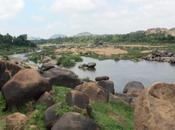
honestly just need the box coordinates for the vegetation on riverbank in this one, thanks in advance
[0,86,134,130]
[57,54,82,67]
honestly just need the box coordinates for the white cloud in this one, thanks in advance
[0,0,24,20]
[51,0,106,12]
[49,0,175,35]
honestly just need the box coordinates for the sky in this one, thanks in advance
[0,0,175,38]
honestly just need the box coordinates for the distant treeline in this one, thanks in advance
[0,34,36,47]
[36,31,175,44]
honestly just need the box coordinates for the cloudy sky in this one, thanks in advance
[0,0,175,38]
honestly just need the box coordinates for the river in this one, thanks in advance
[70,57,175,93]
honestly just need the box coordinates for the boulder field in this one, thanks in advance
[1,60,175,130]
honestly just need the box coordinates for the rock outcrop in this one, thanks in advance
[2,69,52,110]
[135,83,175,130]
[51,112,99,130]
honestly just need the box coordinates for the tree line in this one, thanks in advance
[37,31,175,44]
[0,34,36,47]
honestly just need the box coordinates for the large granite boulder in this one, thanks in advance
[41,67,81,88]
[75,82,109,102]
[2,69,52,110]
[0,60,22,89]
[51,112,99,130]
[135,83,175,130]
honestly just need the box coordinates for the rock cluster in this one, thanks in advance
[79,62,96,70]
[144,49,175,64]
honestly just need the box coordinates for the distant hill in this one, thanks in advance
[35,27,175,44]
[27,36,42,41]
[145,28,175,36]
[75,32,93,37]
[49,34,67,39]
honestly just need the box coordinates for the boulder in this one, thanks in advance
[41,67,81,88]
[95,76,109,81]
[2,69,52,110]
[40,63,55,71]
[44,103,60,129]
[6,112,28,130]
[66,90,89,109]
[75,82,109,102]
[0,60,22,89]
[123,81,144,97]
[135,83,175,130]
[37,91,55,107]
[51,112,100,130]
[87,62,96,68]
[97,80,115,94]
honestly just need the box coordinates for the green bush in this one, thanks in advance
[57,54,82,67]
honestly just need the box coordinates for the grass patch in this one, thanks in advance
[91,100,134,130]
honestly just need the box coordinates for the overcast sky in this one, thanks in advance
[0,0,175,38]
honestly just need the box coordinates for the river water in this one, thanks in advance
[70,57,175,93]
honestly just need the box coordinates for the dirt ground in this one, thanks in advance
[55,47,128,56]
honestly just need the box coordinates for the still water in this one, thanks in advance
[70,57,175,93]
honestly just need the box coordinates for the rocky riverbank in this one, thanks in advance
[144,49,175,64]
[0,59,175,130]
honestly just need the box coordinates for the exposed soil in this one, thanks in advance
[55,47,128,57]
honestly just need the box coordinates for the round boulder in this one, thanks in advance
[6,112,28,130]
[123,81,144,97]
[2,69,52,110]
[66,90,89,109]
[51,112,99,130]
[75,82,109,102]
